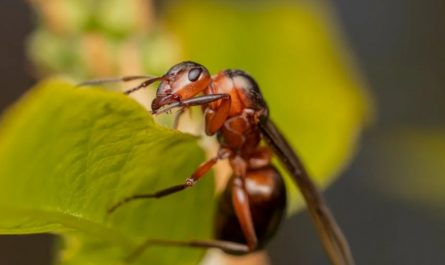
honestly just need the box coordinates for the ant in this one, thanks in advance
[81,61,355,265]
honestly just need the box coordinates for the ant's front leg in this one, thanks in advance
[152,94,230,115]
[108,148,231,214]
[173,107,186,129]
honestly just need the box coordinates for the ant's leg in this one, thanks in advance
[77,75,156,87]
[153,94,230,115]
[204,95,231,135]
[108,148,231,213]
[126,238,249,263]
[107,184,190,213]
[173,108,186,129]
[108,158,217,213]
[231,177,258,251]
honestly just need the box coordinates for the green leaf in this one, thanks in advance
[0,79,215,265]
[166,0,371,213]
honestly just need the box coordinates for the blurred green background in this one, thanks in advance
[0,0,444,265]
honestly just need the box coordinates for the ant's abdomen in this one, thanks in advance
[215,165,287,253]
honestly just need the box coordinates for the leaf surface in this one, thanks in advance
[0,79,215,265]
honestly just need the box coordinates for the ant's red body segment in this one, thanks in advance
[86,61,354,265]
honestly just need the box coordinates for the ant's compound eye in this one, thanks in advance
[188,67,202,82]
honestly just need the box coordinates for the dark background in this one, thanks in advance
[0,0,444,264]
[0,3,53,265]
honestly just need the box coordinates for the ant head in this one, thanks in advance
[151,61,211,113]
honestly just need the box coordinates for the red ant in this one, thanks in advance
[81,61,355,265]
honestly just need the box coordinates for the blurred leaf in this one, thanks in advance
[0,79,214,265]
[29,0,89,35]
[166,0,371,213]
[95,0,153,37]
[370,130,445,210]
[27,0,174,80]
[27,29,86,78]
[29,0,152,36]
